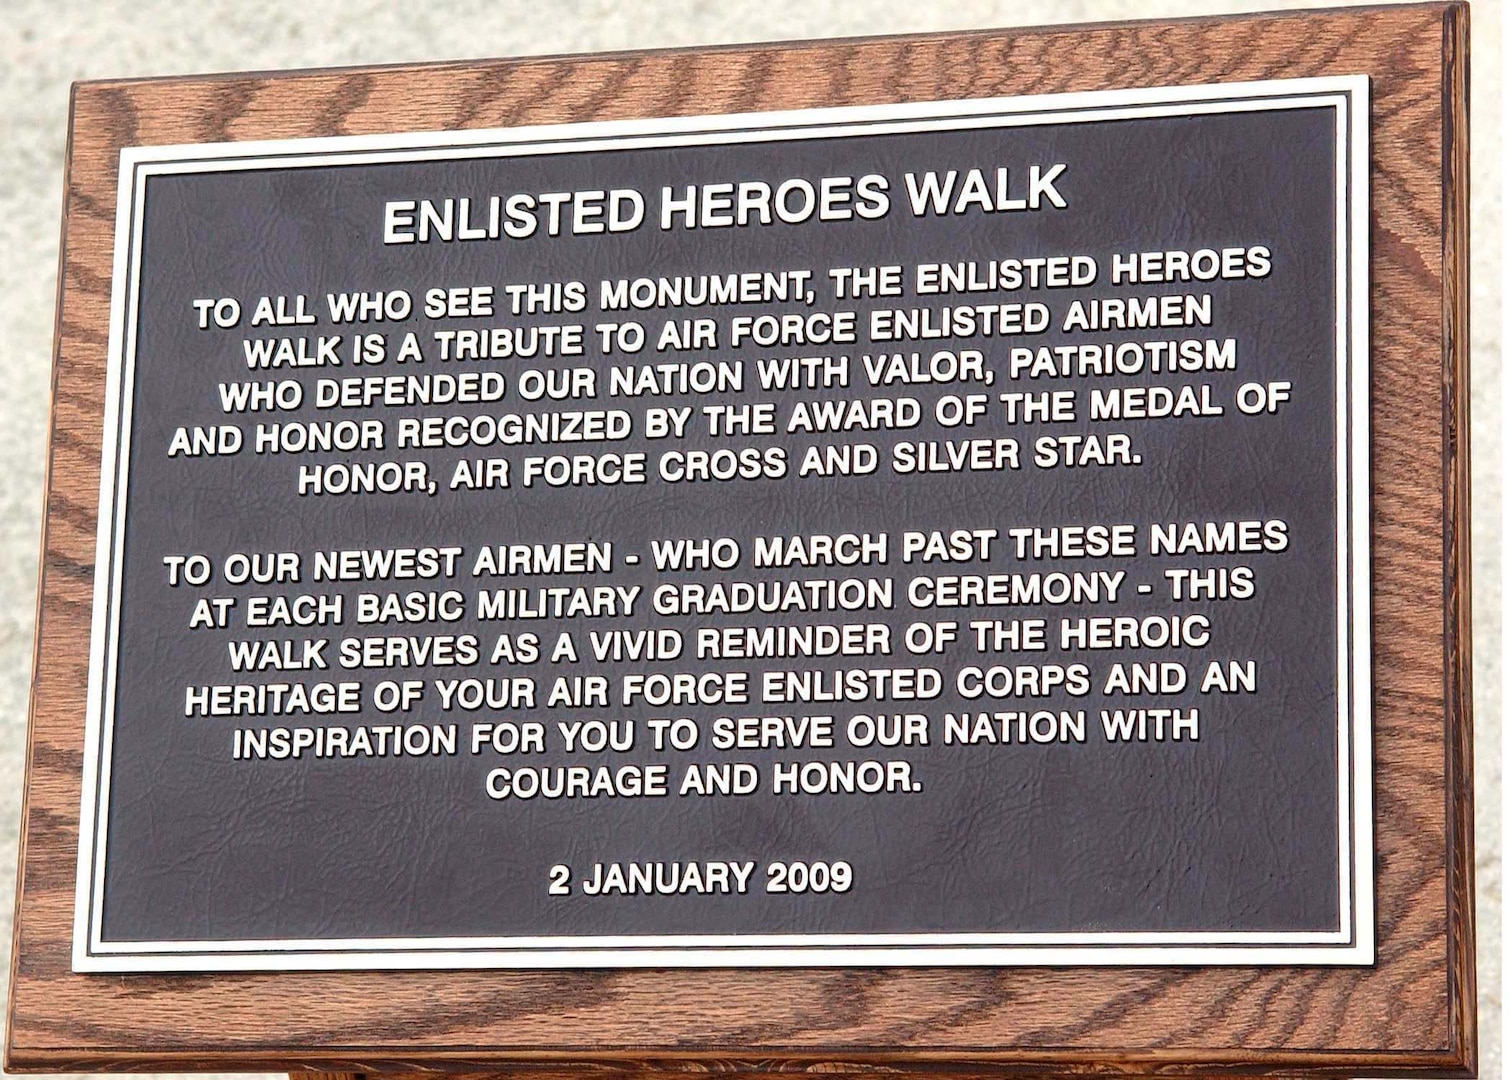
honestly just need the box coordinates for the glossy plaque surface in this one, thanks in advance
[75,78,1371,972]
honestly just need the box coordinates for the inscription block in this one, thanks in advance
[76,81,1371,972]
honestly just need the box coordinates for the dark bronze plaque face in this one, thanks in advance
[74,78,1370,972]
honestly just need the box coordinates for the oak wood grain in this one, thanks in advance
[6,3,1473,1075]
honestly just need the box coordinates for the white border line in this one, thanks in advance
[73,75,1372,973]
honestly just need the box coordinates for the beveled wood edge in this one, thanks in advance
[3,4,1475,1076]
[7,1047,1482,1077]
[57,1,1453,97]
[1438,1,1475,1075]
[5,78,83,1075]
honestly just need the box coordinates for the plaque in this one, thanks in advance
[9,4,1473,1076]
[74,79,1371,972]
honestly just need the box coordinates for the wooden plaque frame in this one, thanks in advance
[7,2,1472,1075]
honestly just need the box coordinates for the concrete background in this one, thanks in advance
[0,1,1499,1077]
